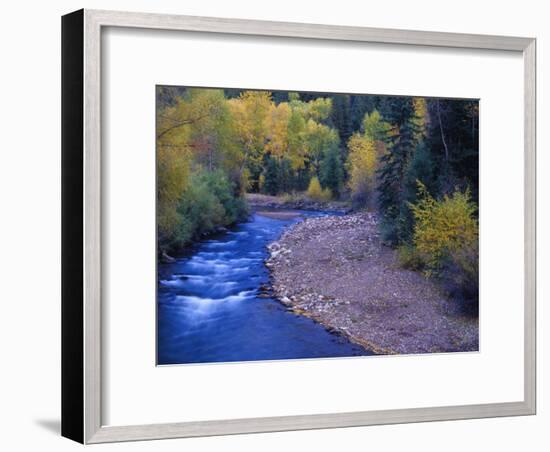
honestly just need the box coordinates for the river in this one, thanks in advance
[157,211,371,365]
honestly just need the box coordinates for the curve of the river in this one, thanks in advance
[157,211,371,364]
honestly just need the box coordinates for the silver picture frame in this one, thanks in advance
[61,8,536,444]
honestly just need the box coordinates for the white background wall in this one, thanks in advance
[0,0,546,450]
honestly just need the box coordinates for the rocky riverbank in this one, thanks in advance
[266,212,479,355]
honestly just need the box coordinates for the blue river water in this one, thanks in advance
[157,211,371,365]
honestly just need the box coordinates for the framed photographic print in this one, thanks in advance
[62,9,536,444]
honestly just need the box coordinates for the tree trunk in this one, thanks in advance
[436,100,449,162]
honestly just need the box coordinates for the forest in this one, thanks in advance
[157,86,479,304]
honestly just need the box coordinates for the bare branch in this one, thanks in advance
[156,112,210,140]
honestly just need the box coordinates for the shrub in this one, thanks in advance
[397,244,424,271]
[409,181,478,276]
[321,188,333,202]
[440,240,479,307]
[306,176,332,202]
[407,181,479,306]
[164,169,248,251]
[280,191,303,204]
[176,176,224,243]
[306,176,322,198]
[200,169,249,224]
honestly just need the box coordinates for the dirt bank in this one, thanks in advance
[255,210,305,220]
[246,193,350,213]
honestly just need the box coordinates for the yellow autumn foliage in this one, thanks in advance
[306,176,332,202]
[265,102,291,159]
[347,133,377,200]
[410,181,478,274]
[227,91,272,175]
[412,97,428,139]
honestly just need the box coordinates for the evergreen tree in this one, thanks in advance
[399,142,437,243]
[350,95,375,133]
[271,90,289,104]
[330,95,352,143]
[377,97,421,245]
[262,155,279,195]
[425,99,479,202]
[320,146,343,197]
[156,86,188,108]
[279,158,292,193]
[156,85,479,268]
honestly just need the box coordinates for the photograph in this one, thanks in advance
[1,0,541,448]
[156,86,479,365]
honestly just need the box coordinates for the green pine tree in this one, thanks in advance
[262,156,280,195]
[320,146,343,197]
[377,97,421,245]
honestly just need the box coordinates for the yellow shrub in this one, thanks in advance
[306,176,322,198]
[410,181,478,275]
[306,176,332,202]
[320,188,332,202]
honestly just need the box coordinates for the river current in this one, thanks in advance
[157,211,370,364]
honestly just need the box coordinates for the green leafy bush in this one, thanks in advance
[163,169,248,251]
[200,169,248,225]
